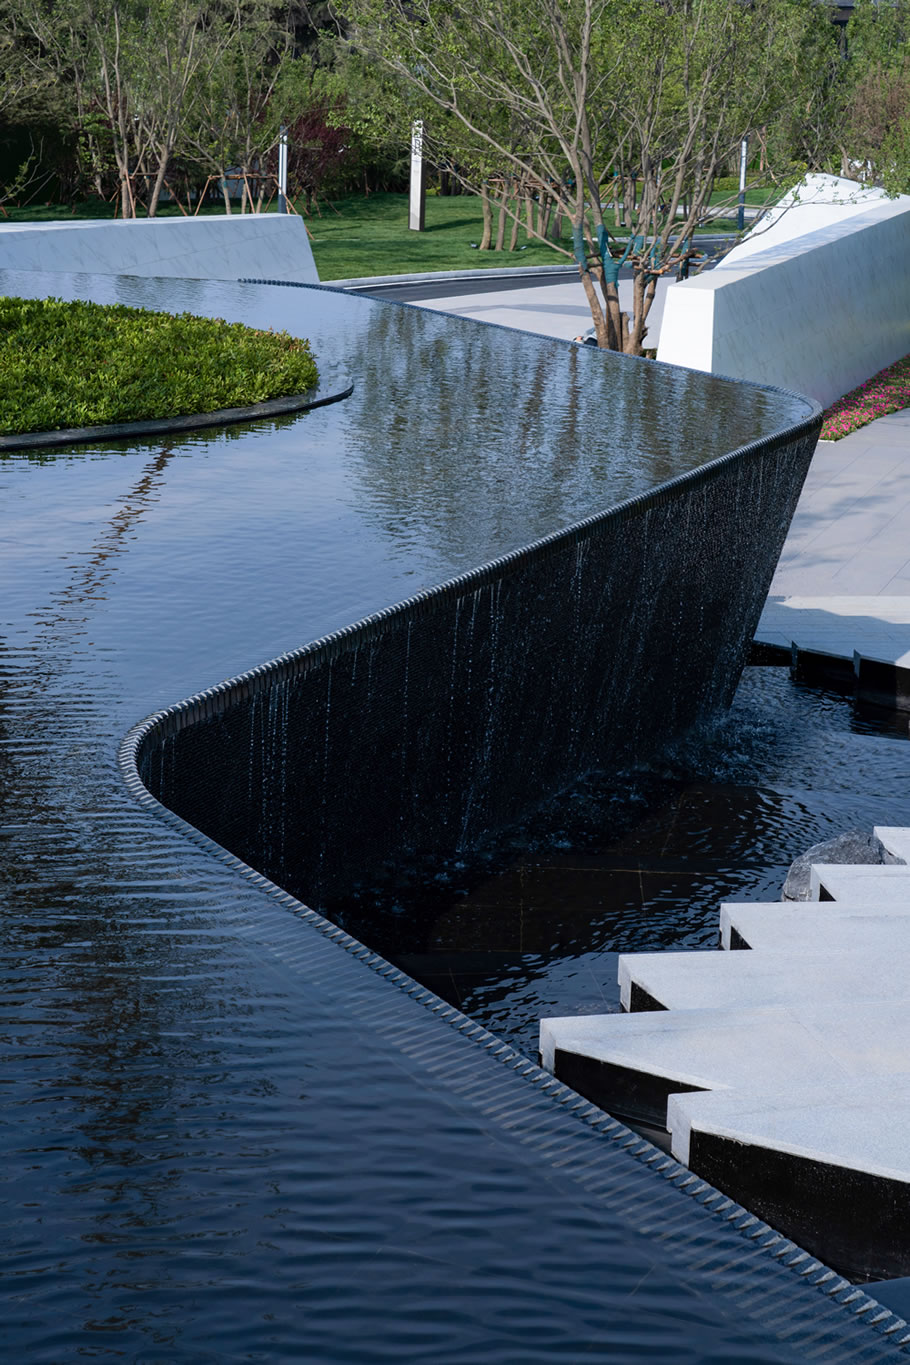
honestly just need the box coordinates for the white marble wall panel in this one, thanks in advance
[716,173,909,270]
[658,197,910,406]
[0,214,319,284]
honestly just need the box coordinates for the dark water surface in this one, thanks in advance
[0,272,900,1362]
[330,668,910,1059]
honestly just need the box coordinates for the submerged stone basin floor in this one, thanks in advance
[1,270,905,1361]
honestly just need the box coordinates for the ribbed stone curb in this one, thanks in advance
[0,371,353,452]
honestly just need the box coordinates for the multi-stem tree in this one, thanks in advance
[17,0,243,217]
[339,0,837,352]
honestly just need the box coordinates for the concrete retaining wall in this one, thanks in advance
[657,198,910,406]
[0,213,318,284]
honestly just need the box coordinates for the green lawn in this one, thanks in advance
[2,189,742,280]
[305,192,748,279]
[305,191,577,279]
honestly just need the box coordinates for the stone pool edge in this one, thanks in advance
[0,371,353,451]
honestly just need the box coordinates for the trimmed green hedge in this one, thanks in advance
[0,296,318,435]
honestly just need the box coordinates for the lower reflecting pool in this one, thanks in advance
[327,667,910,1059]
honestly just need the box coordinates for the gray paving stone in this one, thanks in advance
[618,946,910,1011]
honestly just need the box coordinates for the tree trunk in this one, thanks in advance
[579,266,609,347]
[508,196,520,250]
[147,144,172,218]
[495,181,508,250]
[524,193,533,241]
[625,270,657,355]
[480,183,492,249]
[596,270,625,351]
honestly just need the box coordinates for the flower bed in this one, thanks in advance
[821,355,910,440]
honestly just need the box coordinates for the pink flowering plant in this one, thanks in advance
[821,356,910,440]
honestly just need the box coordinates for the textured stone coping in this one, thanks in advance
[0,371,352,451]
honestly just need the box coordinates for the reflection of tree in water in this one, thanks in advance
[37,445,175,651]
[0,436,231,1259]
[341,303,791,570]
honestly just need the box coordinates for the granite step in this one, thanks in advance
[720,901,910,950]
[667,1080,910,1281]
[541,998,910,1129]
[618,945,910,1012]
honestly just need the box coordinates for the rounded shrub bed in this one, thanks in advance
[0,295,318,435]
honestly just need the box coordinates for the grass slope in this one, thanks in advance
[305,191,575,278]
[305,191,758,280]
[0,296,318,435]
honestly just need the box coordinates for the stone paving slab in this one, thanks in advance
[720,901,910,950]
[543,999,910,1115]
[764,412,910,599]
[877,827,910,861]
[618,946,910,1012]
[668,1079,910,1181]
[810,864,910,902]
[756,596,910,662]
[666,1082,910,1281]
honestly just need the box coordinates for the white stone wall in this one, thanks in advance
[657,194,910,407]
[715,172,907,270]
[0,213,319,285]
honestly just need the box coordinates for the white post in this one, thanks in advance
[737,136,748,232]
[278,125,288,214]
[409,120,426,232]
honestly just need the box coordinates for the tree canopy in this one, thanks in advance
[340,0,840,350]
[842,0,910,196]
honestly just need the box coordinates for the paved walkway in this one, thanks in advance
[413,272,673,345]
[757,413,910,667]
[771,412,910,598]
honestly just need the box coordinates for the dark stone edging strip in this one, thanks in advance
[0,372,353,452]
